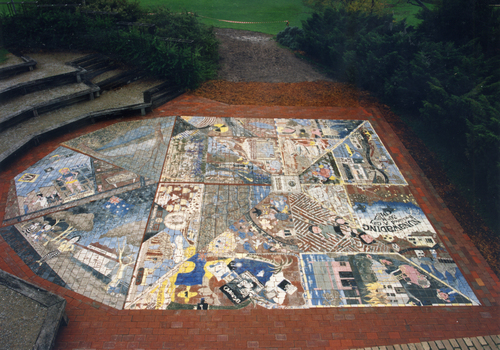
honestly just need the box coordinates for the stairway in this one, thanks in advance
[0,51,184,167]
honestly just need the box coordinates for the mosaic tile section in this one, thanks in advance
[63,117,175,181]
[1,185,156,309]
[4,146,142,222]
[332,122,406,185]
[300,253,478,306]
[1,116,479,310]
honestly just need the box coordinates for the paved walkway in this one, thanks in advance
[0,94,499,349]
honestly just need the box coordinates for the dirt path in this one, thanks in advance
[215,28,331,83]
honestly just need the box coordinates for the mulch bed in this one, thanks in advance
[192,80,500,277]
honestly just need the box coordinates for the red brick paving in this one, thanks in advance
[1,94,499,349]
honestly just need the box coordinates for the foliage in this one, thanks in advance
[304,0,386,15]
[0,5,218,88]
[85,0,142,21]
[416,0,500,58]
[0,48,8,64]
[276,26,303,50]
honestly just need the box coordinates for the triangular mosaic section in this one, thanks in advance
[7,146,142,222]
[2,184,157,309]
[298,151,343,185]
[279,138,337,176]
[300,253,478,307]
[63,117,175,181]
[332,121,406,185]
[161,129,207,183]
[315,119,365,144]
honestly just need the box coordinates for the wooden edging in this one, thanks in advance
[0,102,153,168]
[0,269,68,350]
[0,81,100,132]
[0,55,37,80]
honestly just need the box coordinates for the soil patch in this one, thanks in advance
[215,28,331,83]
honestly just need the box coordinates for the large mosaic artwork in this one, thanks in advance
[0,116,479,310]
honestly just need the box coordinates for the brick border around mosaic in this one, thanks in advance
[1,95,500,349]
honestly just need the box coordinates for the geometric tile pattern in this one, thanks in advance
[0,116,479,310]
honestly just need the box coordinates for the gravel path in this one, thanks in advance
[215,28,331,83]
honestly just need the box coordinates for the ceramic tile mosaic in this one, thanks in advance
[0,116,480,310]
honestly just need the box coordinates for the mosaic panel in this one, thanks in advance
[332,121,406,185]
[1,116,479,310]
[63,117,175,182]
[4,147,142,222]
[1,184,156,309]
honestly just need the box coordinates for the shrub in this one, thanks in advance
[291,5,500,229]
[1,5,218,88]
[276,26,303,51]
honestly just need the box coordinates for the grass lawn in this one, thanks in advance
[140,0,313,34]
[136,0,430,34]
[385,0,433,27]
[0,0,430,35]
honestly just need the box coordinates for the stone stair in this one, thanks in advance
[0,51,184,167]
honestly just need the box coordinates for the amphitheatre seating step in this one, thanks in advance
[0,269,68,350]
[143,80,185,108]
[66,53,120,81]
[0,54,37,79]
[0,51,185,169]
[0,78,164,167]
[0,52,86,92]
[0,81,100,132]
[0,68,86,102]
[95,68,146,91]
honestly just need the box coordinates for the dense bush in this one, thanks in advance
[85,0,142,21]
[277,4,500,230]
[276,26,303,50]
[1,4,219,88]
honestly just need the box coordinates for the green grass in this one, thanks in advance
[139,0,313,35]
[384,0,434,27]
[0,0,430,35]
[135,0,431,34]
